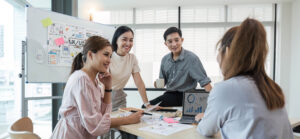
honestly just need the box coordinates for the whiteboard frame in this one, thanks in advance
[26,7,115,83]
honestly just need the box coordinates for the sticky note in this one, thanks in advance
[41,17,53,27]
[163,118,179,123]
[54,37,65,46]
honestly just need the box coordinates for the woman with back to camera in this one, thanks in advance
[51,36,142,139]
[195,18,293,138]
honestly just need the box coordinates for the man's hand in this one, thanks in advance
[146,104,162,110]
[204,83,212,92]
[153,81,157,88]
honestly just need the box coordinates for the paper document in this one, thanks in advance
[139,121,193,136]
[145,101,162,112]
[141,113,162,124]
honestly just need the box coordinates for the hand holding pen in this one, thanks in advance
[127,110,143,124]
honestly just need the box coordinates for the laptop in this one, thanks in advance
[179,90,209,124]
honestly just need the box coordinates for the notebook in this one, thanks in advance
[179,90,209,124]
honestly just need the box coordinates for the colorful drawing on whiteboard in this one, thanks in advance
[48,49,59,64]
[47,22,101,66]
[86,29,101,38]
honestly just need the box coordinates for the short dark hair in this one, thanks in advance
[163,27,182,41]
[111,26,134,52]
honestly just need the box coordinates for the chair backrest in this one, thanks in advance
[8,117,41,139]
[291,119,300,139]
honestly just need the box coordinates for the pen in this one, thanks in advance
[130,110,152,115]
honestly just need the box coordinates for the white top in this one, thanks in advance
[110,52,140,90]
[197,76,293,139]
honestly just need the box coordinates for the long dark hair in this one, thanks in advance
[221,18,285,110]
[111,26,134,52]
[70,36,111,74]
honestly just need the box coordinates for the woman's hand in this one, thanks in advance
[126,110,143,124]
[98,72,112,90]
[195,113,204,122]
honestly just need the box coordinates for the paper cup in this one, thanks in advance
[156,79,165,88]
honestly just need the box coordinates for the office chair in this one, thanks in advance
[8,117,41,139]
[292,120,300,139]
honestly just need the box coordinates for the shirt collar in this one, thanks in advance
[169,48,185,62]
[113,51,127,60]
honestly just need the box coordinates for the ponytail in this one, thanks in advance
[222,18,285,110]
[70,52,84,74]
[70,36,111,75]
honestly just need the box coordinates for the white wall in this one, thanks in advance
[288,0,300,118]
[278,0,300,118]
[277,2,292,115]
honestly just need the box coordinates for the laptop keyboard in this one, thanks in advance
[179,116,197,124]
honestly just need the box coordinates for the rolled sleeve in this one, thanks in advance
[159,61,166,80]
[189,57,211,87]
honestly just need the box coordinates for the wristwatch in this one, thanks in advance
[143,102,150,107]
[104,89,112,92]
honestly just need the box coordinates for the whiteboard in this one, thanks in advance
[26,7,115,83]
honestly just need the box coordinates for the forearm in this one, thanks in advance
[111,117,131,128]
[103,92,111,104]
[133,73,149,103]
[137,83,149,103]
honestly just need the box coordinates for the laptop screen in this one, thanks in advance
[183,90,208,116]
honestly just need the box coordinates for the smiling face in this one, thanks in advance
[164,32,183,56]
[116,31,134,56]
[91,46,112,73]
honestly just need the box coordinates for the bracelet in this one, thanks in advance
[143,102,150,107]
[104,89,112,92]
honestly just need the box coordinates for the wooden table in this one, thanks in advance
[112,108,300,139]
[111,110,221,139]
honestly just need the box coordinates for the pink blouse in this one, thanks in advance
[51,70,112,139]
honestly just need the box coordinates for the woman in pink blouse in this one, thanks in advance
[51,36,143,139]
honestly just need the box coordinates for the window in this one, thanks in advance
[93,4,275,89]
[0,26,3,57]
[0,0,52,138]
[180,5,274,85]
[0,0,21,135]
[136,8,178,24]
[227,4,273,22]
[93,10,133,24]
[181,6,225,23]
[181,27,225,83]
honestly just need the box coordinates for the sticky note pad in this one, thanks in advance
[41,17,53,27]
[163,118,179,123]
[55,37,65,46]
